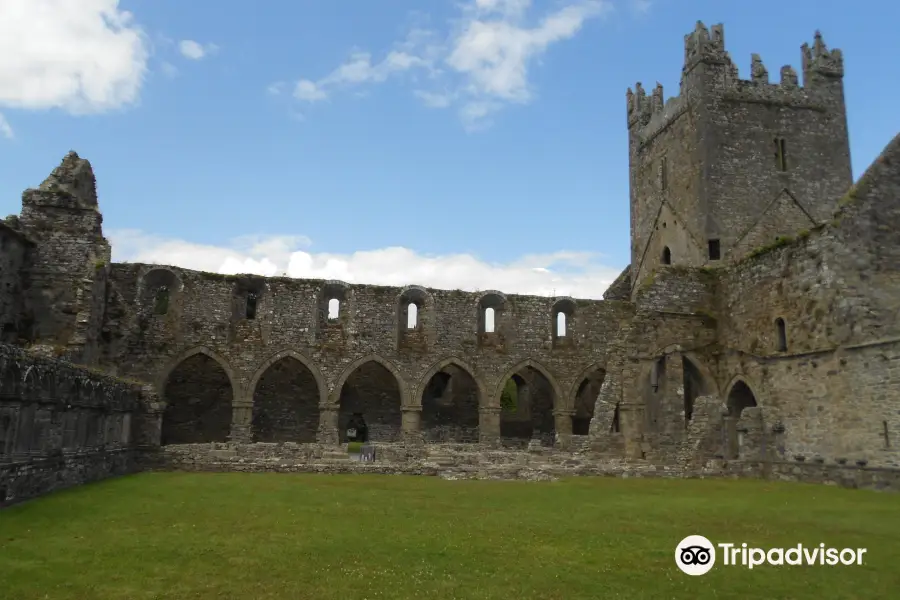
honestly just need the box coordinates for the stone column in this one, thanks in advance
[317,405,340,445]
[479,406,501,447]
[229,400,253,444]
[619,401,645,459]
[553,409,575,450]
[401,406,423,445]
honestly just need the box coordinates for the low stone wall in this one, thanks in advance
[149,442,900,492]
[0,449,140,507]
[0,342,157,508]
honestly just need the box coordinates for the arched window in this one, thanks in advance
[661,246,672,265]
[328,298,340,321]
[556,312,567,337]
[407,303,418,329]
[775,318,787,351]
[485,307,495,333]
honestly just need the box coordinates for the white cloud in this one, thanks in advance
[160,62,179,78]
[178,39,219,60]
[631,0,652,14]
[294,79,327,101]
[275,0,611,129]
[0,113,13,139]
[0,0,148,114]
[108,230,620,299]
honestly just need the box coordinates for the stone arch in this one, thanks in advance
[158,346,238,445]
[568,363,607,435]
[157,346,239,403]
[492,358,563,410]
[247,349,327,444]
[724,377,760,417]
[662,246,672,264]
[418,357,484,443]
[333,354,408,443]
[140,268,182,316]
[248,349,327,408]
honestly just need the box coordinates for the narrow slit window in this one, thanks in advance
[407,303,418,329]
[246,293,258,320]
[775,137,787,171]
[775,318,787,352]
[485,307,495,333]
[708,239,721,261]
[661,157,668,191]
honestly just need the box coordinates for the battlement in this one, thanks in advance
[626,23,845,143]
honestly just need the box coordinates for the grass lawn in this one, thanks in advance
[1,473,899,600]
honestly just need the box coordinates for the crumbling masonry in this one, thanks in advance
[2,22,899,505]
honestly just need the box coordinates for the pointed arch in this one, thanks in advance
[330,354,410,407]
[248,349,327,407]
[567,362,608,409]
[417,356,486,409]
[724,376,761,416]
[157,346,239,406]
[491,358,563,410]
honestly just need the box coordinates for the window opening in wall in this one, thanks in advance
[650,358,664,393]
[661,157,668,191]
[556,312,567,337]
[775,318,787,352]
[884,421,890,448]
[708,239,721,261]
[774,137,787,171]
[407,303,418,329]
[154,286,169,315]
[661,246,672,265]
[485,307,495,333]
[246,293,258,320]
[328,298,340,321]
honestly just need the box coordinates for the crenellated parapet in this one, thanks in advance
[627,23,846,148]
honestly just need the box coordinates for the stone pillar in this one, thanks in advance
[229,400,253,444]
[553,409,575,449]
[401,406,423,445]
[316,405,339,445]
[619,401,645,459]
[479,406,501,447]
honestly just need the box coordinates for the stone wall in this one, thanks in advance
[149,442,900,493]
[100,263,633,446]
[0,220,32,344]
[0,342,153,507]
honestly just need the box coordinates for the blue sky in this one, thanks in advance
[0,0,897,299]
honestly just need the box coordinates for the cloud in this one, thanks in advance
[178,39,219,60]
[0,113,13,139]
[108,230,620,299]
[290,49,433,103]
[0,0,148,114]
[275,0,611,129]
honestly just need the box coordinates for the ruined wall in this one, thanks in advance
[100,264,633,445]
[0,342,153,507]
[0,221,32,344]
[711,132,900,468]
[14,152,111,362]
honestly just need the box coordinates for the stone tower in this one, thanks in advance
[16,151,111,363]
[626,22,852,298]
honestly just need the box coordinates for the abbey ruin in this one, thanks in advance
[1,23,899,505]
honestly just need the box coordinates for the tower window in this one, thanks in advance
[661,246,672,265]
[775,318,787,352]
[154,286,169,315]
[774,137,787,171]
[708,239,721,261]
[246,293,258,320]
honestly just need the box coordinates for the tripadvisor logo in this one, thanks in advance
[675,535,867,575]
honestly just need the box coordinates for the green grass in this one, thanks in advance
[1,473,899,600]
[347,441,364,453]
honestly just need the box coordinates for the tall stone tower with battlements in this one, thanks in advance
[626,22,852,299]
